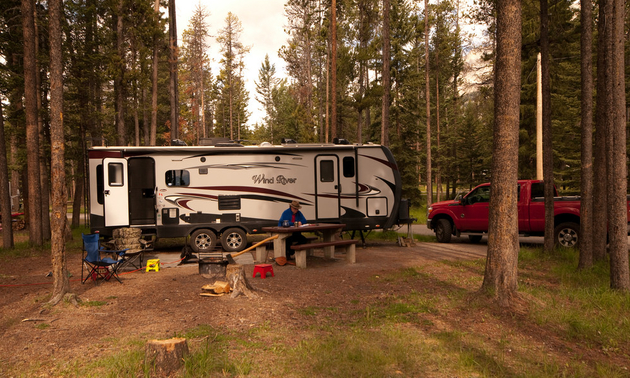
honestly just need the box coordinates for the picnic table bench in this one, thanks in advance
[290,239,359,268]
[254,236,318,263]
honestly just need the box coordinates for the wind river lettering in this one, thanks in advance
[252,174,297,185]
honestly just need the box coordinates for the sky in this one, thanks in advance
[176,0,288,126]
[174,1,488,127]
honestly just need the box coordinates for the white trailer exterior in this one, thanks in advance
[88,142,403,252]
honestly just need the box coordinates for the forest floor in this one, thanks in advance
[1,235,628,377]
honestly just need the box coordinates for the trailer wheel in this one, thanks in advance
[554,222,579,248]
[190,229,217,253]
[435,219,452,243]
[221,228,247,252]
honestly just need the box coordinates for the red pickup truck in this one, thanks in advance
[427,179,629,247]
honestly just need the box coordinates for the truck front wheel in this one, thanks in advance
[554,222,579,248]
[435,219,452,243]
[468,235,483,243]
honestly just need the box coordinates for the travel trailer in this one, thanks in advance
[88,141,405,252]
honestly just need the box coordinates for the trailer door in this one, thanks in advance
[315,156,340,219]
[128,157,156,225]
[103,158,129,227]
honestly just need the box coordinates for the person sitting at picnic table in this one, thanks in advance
[278,200,308,260]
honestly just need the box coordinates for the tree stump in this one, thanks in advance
[145,338,189,377]
[226,264,258,298]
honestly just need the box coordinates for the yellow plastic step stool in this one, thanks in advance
[146,259,160,272]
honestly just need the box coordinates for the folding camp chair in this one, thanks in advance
[117,248,143,271]
[109,229,155,271]
[81,233,127,284]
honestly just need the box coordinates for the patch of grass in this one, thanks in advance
[519,247,630,356]
[34,323,50,330]
[298,306,320,316]
[409,205,427,224]
[365,229,399,241]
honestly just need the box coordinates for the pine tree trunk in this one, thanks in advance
[34,18,51,242]
[169,0,178,141]
[331,0,338,140]
[608,0,629,291]
[49,0,70,305]
[115,0,125,146]
[0,103,14,248]
[150,0,159,146]
[592,0,611,262]
[425,0,432,206]
[22,0,43,246]
[481,0,522,307]
[541,0,555,253]
[71,158,83,229]
[578,0,594,269]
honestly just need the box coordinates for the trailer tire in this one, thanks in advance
[190,229,217,252]
[554,222,579,248]
[435,219,452,243]
[221,228,247,252]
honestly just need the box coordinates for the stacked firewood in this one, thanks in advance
[112,227,143,252]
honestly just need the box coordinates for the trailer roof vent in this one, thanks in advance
[333,137,350,145]
[281,138,297,144]
[171,139,187,146]
[199,137,244,147]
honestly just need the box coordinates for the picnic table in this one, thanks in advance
[261,223,358,268]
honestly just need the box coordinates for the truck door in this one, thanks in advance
[315,155,340,220]
[103,157,129,227]
[459,186,490,231]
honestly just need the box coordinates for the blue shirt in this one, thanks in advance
[278,208,307,227]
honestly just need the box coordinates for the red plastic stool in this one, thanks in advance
[252,264,274,279]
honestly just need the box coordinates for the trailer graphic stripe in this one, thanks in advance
[166,192,311,211]
[187,162,304,170]
[190,186,308,201]
[359,154,398,170]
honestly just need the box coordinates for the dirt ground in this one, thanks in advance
[0,238,626,376]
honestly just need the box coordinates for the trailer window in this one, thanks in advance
[165,170,190,187]
[320,160,334,182]
[342,157,355,177]
[108,163,124,186]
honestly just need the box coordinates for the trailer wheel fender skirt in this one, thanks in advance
[221,227,247,253]
[190,228,217,252]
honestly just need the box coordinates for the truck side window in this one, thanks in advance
[343,157,355,177]
[468,187,490,204]
[165,170,190,187]
[531,182,544,199]
[320,160,334,182]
